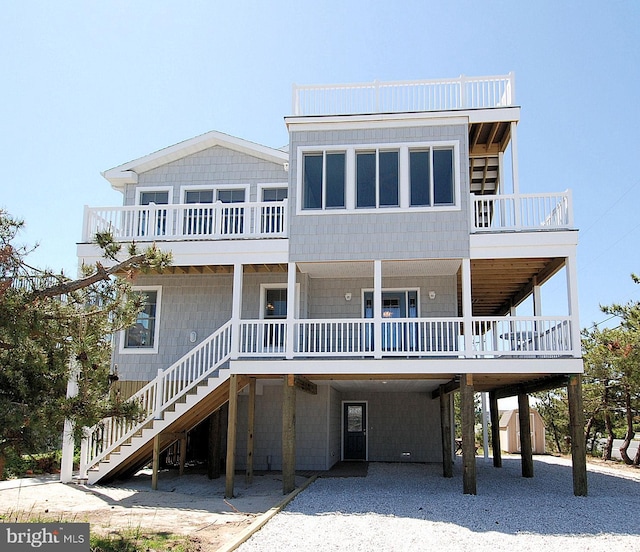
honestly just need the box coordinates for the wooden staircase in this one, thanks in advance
[80,321,234,484]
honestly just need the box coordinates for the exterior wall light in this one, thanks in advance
[429,291,436,300]
[344,292,352,301]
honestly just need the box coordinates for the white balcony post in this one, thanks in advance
[374,260,383,359]
[286,262,296,360]
[533,277,542,350]
[230,263,243,360]
[154,368,164,420]
[565,256,581,356]
[566,189,574,227]
[461,259,473,357]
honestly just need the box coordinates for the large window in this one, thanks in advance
[303,152,345,209]
[356,150,399,208]
[410,148,455,207]
[122,288,161,353]
[298,142,457,213]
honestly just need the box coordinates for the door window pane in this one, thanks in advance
[410,151,431,206]
[185,190,213,204]
[303,154,323,209]
[217,189,245,203]
[265,288,287,318]
[263,188,288,201]
[347,405,363,432]
[434,149,454,205]
[356,152,376,208]
[139,191,169,205]
[379,151,399,207]
[326,152,345,208]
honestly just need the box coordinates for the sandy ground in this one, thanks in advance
[1,457,638,551]
[0,468,308,551]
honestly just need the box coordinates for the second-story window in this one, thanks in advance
[410,147,455,207]
[303,152,345,209]
[356,150,399,208]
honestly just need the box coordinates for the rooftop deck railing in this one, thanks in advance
[82,200,288,242]
[292,73,515,116]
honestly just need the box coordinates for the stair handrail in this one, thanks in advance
[80,320,233,474]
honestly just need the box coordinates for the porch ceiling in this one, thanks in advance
[460,257,566,317]
[248,373,572,396]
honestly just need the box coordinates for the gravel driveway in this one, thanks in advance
[238,456,640,551]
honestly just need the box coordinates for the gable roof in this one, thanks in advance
[102,130,289,191]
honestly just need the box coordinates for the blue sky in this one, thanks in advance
[1,0,639,329]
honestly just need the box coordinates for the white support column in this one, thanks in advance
[231,263,243,360]
[461,259,473,357]
[374,260,383,359]
[565,256,581,357]
[497,152,505,195]
[510,121,521,228]
[533,277,542,350]
[510,121,519,195]
[60,361,79,483]
[286,262,296,360]
[481,392,489,462]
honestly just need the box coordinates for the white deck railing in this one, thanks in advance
[471,191,573,232]
[80,321,232,476]
[471,316,573,356]
[82,200,288,242]
[238,316,575,358]
[292,73,515,116]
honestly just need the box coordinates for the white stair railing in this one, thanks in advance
[80,321,233,475]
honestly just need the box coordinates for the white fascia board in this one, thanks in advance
[77,239,288,268]
[286,114,469,133]
[470,230,579,259]
[285,107,520,132]
[230,357,583,375]
[102,130,289,191]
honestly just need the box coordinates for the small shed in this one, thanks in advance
[499,409,546,454]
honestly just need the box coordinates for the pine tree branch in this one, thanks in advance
[28,254,147,300]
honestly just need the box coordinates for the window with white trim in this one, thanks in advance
[262,187,288,201]
[298,141,458,213]
[356,149,399,208]
[121,287,161,353]
[303,152,346,209]
[410,147,455,206]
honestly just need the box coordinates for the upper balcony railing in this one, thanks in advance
[292,73,515,117]
[471,191,574,233]
[82,200,288,242]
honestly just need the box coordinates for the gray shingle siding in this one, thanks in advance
[288,124,470,261]
[122,146,287,205]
